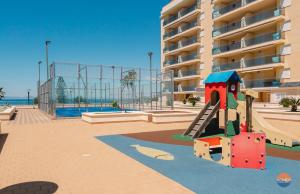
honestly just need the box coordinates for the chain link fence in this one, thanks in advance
[38,62,174,117]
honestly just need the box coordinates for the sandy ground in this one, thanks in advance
[0,109,193,194]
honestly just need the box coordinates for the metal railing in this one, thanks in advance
[213,55,282,72]
[212,41,241,55]
[174,86,197,92]
[213,32,281,55]
[212,62,241,72]
[213,9,281,37]
[244,32,281,47]
[181,36,198,47]
[242,79,280,88]
[164,44,179,53]
[164,29,178,39]
[180,52,199,63]
[174,69,200,78]
[164,20,198,40]
[164,36,198,53]
[163,3,198,26]
[213,0,257,19]
[164,52,199,67]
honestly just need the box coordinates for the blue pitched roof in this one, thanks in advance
[204,71,241,84]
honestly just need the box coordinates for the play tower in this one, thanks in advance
[183,71,267,169]
[183,71,300,169]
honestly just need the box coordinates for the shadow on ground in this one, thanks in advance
[0,181,58,194]
[0,133,8,154]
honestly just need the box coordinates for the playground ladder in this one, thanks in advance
[183,101,220,138]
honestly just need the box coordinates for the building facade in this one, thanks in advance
[161,0,300,103]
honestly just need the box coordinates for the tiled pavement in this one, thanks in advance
[0,108,193,194]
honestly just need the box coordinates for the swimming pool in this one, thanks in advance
[55,107,125,117]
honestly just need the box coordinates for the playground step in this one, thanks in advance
[183,101,220,139]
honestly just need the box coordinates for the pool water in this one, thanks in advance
[56,107,124,117]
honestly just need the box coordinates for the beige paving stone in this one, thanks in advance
[0,109,193,194]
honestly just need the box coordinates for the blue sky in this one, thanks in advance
[0,0,168,97]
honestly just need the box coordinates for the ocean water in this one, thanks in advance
[0,99,34,106]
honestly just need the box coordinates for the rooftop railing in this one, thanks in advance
[213,0,257,19]
[213,9,281,37]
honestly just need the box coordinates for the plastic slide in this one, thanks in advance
[237,101,300,147]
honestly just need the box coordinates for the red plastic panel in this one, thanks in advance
[205,83,227,109]
[197,137,221,147]
[231,132,266,170]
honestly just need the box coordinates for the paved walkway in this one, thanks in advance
[0,108,193,194]
[5,108,52,125]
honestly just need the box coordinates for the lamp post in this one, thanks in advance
[38,61,42,108]
[27,89,31,105]
[148,52,153,110]
[112,66,115,101]
[45,41,51,79]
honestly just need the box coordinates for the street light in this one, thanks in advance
[27,89,31,105]
[37,61,42,108]
[112,66,115,100]
[148,52,153,110]
[45,40,51,79]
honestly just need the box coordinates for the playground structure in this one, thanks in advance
[183,71,300,170]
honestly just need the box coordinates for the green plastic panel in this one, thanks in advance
[226,121,236,136]
[228,92,238,109]
[237,92,246,101]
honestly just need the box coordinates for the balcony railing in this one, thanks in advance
[181,36,198,47]
[213,55,282,72]
[164,44,179,53]
[164,20,198,40]
[180,52,199,63]
[174,69,200,78]
[164,36,198,53]
[164,53,199,67]
[164,29,178,39]
[212,41,241,55]
[244,32,281,47]
[213,0,257,19]
[213,9,282,37]
[212,32,282,55]
[242,79,280,88]
[174,86,198,92]
[163,3,198,26]
[213,61,241,72]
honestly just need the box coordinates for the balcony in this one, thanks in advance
[242,79,280,88]
[212,32,282,55]
[213,0,257,19]
[164,36,198,54]
[174,69,200,79]
[163,4,198,26]
[164,52,200,68]
[213,9,282,37]
[213,55,282,72]
[164,20,198,40]
[174,85,198,92]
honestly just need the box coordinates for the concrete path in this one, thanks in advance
[0,109,193,194]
